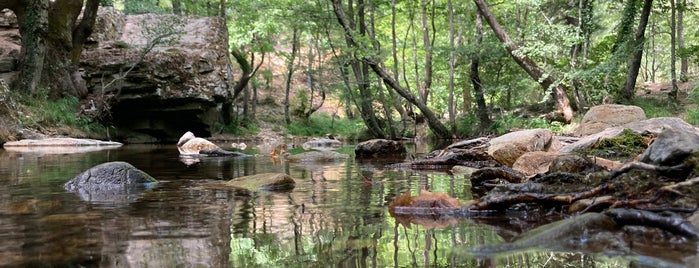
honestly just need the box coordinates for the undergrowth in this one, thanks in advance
[287,113,365,140]
[18,93,105,135]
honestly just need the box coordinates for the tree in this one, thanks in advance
[621,0,653,102]
[472,0,574,123]
[331,0,452,139]
[471,9,491,131]
[3,0,99,98]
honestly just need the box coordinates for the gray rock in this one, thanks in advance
[355,139,406,159]
[302,138,342,151]
[640,127,699,166]
[64,161,157,203]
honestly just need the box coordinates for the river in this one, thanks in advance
[0,143,669,267]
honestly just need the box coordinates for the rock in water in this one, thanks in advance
[64,161,157,204]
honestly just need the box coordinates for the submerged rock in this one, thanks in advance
[64,161,157,203]
[287,150,349,163]
[220,173,296,191]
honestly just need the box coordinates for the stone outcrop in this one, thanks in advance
[355,139,406,159]
[80,8,234,143]
[487,128,561,167]
[575,104,646,136]
[640,127,699,167]
[64,161,158,203]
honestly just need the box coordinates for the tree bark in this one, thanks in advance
[8,0,48,96]
[473,0,574,123]
[472,10,491,131]
[447,0,456,133]
[669,0,679,102]
[678,0,687,81]
[284,28,299,125]
[419,0,432,104]
[621,0,653,102]
[331,0,451,139]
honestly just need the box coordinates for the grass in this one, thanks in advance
[287,113,366,140]
[18,94,105,135]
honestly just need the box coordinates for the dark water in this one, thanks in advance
[0,144,691,267]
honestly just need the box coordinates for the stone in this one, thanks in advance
[575,104,646,137]
[355,139,406,159]
[80,7,234,142]
[221,173,296,191]
[177,131,248,156]
[561,117,698,154]
[548,154,606,173]
[640,127,699,167]
[512,151,563,177]
[302,138,342,151]
[286,150,349,163]
[64,161,157,203]
[3,138,122,154]
[487,129,561,167]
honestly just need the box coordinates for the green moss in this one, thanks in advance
[588,128,646,160]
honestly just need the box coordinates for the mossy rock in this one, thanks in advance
[221,173,296,191]
[586,128,647,161]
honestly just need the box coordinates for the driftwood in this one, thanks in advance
[605,208,699,240]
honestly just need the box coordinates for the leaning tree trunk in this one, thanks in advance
[473,0,574,123]
[331,0,451,139]
[621,0,653,102]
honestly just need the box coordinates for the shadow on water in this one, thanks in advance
[0,143,695,267]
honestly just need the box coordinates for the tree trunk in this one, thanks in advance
[621,0,653,102]
[473,0,574,123]
[419,0,432,104]
[669,0,679,102]
[9,0,98,98]
[390,0,409,134]
[331,0,451,139]
[172,0,181,15]
[447,0,456,133]
[472,10,491,131]
[678,0,687,81]
[284,28,299,125]
[8,0,48,96]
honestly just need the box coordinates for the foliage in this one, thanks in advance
[17,93,105,135]
[632,96,678,118]
[214,118,259,137]
[488,112,567,136]
[287,113,366,140]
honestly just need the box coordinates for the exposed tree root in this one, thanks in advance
[605,208,699,240]
[470,183,614,210]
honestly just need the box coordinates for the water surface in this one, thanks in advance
[0,144,686,267]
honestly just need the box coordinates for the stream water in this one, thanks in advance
[0,143,688,267]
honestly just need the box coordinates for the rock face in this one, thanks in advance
[575,104,646,136]
[487,129,561,167]
[355,139,406,159]
[80,8,234,143]
[64,161,157,203]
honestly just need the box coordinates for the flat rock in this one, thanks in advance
[220,173,295,191]
[287,150,349,163]
[3,138,122,154]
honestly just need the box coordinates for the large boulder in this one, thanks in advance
[487,129,561,167]
[177,131,247,156]
[575,104,646,137]
[80,8,234,143]
[64,161,157,203]
[355,139,406,159]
